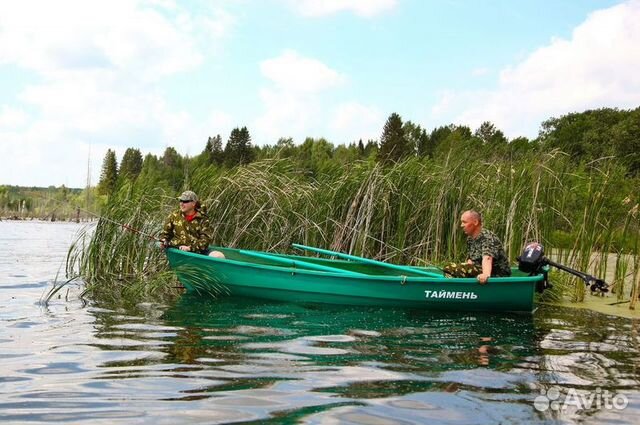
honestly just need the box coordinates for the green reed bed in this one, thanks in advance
[65,183,179,300]
[68,152,639,308]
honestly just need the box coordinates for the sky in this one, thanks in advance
[1,0,639,188]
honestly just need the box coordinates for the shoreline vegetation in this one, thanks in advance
[15,107,640,314]
[0,185,100,222]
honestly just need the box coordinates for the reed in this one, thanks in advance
[66,182,179,300]
[68,151,640,305]
[627,203,640,309]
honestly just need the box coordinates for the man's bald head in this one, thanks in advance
[462,210,482,225]
[461,210,483,237]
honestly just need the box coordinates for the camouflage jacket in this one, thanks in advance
[467,229,511,277]
[159,210,211,253]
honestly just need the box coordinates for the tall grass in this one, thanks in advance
[66,182,179,300]
[68,150,640,305]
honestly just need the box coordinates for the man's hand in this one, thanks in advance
[179,245,191,252]
[477,273,489,284]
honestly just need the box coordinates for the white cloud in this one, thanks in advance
[287,0,397,18]
[431,0,640,138]
[254,50,346,142]
[259,50,345,93]
[0,106,29,128]
[200,8,236,39]
[0,0,233,187]
[206,110,234,138]
[0,0,204,80]
[330,102,384,142]
[254,88,318,143]
[471,67,490,77]
[0,121,94,188]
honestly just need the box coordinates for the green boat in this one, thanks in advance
[165,244,546,313]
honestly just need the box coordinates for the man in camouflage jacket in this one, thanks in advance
[159,190,212,254]
[443,210,511,283]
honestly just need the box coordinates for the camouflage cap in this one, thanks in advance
[178,190,198,202]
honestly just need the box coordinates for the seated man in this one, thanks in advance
[160,190,225,258]
[443,210,510,283]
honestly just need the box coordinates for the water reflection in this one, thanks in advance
[75,293,639,424]
[162,294,540,372]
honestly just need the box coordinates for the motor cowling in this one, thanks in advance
[517,242,548,274]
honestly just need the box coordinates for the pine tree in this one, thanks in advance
[160,147,184,190]
[416,129,432,158]
[224,126,254,166]
[139,153,161,183]
[98,149,118,196]
[119,148,143,180]
[377,113,411,164]
[203,135,224,165]
[161,147,181,168]
[357,139,365,157]
[238,126,254,165]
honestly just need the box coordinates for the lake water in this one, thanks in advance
[1,221,638,424]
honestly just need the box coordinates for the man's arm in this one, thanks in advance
[477,255,493,284]
[159,215,174,247]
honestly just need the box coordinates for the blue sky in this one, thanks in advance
[0,0,638,187]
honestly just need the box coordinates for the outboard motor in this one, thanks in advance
[517,242,609,294]
[517,242,552,293]
[518,242,546,274]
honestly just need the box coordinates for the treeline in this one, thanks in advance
[95,116,532,195]
[540,107,640,175]
[0,185,95,221]
[96,107,640,196]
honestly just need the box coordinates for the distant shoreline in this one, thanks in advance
[0,215,96,223]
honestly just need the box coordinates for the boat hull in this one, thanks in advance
[166,247,543,312]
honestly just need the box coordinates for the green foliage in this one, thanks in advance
[224,127,254,167]
[611,108,640,176]
[63,108,640,302]
[66,181,178,299]
[378,112,412,164]
[402,120,432,158]
[333,143,360,165]
[119,148,143,181]
[429,125,452,155]
[508,136,536,160]
[475,121,507,145]
[98,149,118,196]
[0,185,98,220]
[160,147,184,191]
[433,125,475,158]
[540,107,640,176]
[274,137,296,159]
[364,139,378,158]
[201,135,224,166]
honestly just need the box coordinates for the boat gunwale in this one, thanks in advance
[167,247,545,285]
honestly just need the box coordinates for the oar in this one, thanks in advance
[292,243,442,278]
[238,250,366,276]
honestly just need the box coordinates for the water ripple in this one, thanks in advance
[1,221,639,424]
